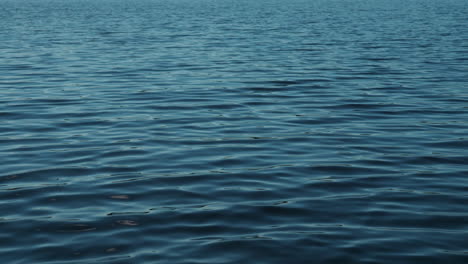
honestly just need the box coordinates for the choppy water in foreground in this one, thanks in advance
[1,0,468,263]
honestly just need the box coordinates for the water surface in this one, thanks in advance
[1,0,468,263]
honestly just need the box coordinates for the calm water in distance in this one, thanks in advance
[1,0,468,263]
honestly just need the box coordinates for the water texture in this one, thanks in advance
[1,0,468,263]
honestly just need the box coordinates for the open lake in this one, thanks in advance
[1,0,468,263]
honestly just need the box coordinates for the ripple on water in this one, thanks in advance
[1,0,468,263]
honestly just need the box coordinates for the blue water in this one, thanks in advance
[1,0,468,263]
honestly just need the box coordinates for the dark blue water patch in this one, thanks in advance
[1,0,468,263]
